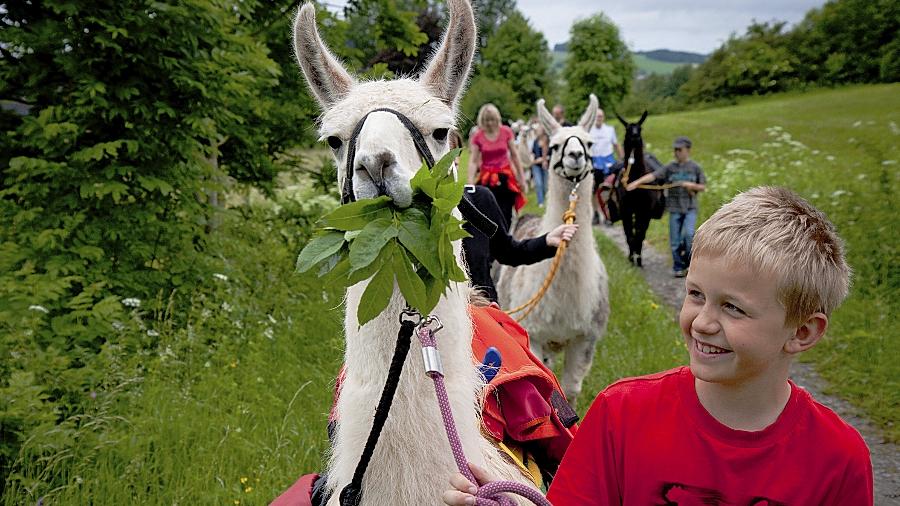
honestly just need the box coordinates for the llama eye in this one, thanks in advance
[432,128,449,141]
[327,136,343,150]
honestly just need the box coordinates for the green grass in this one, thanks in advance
[631,84,899,440]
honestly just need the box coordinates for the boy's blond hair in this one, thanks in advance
[692,186,851,326]
[476,103,501,130]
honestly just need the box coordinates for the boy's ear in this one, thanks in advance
[784,312,828,354]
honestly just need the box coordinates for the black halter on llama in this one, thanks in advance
[609,111,665,267]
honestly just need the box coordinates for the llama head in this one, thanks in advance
[616,110,648,155]
[292,0,476,207]
[536,95,598,182]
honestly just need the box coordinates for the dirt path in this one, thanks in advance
[597,222,900,505]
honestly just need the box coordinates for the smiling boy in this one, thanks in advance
[444,187,873,506]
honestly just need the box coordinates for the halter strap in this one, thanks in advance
[549,135,592,185]
[339,108,499,237]
[342,108,436,204]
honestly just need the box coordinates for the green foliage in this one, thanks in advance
[297,150,468,323]
[618,64,696,116]
[562,14,634,115]
[340,0,431,73]
[460,75,524,135]
[790,0,899,85]
[472,0,517,55]
[680,22,800,103]
[480,11,552,116]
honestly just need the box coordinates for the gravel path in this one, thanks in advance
[596,222,900,505]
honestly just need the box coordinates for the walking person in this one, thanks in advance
[589,108,624,224]
[467,104,528,228]
[530,124,550,207]
[627,136,705,277]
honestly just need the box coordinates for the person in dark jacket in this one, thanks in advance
[461,185,577,303]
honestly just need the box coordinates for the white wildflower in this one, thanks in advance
[28,305,49,313]
[857,174,867,180]
[221,301,233,312]
[264,327,274,340]
[831,190,848,198]
[890,121,899,135]
[112,321,125,331]
[852,120,862,127]
[204,361,212,368]
[810,192,820,199]
[201,308,212,319]
[147,329,160,337]
[267,314,277,324]
[122,298,141,308]
[826,155,836,162]
[213,273,229,282]
[812,150,820,155]
[882,160,897,166]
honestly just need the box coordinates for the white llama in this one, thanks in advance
[496,96,610,406]
[292,1,536,504]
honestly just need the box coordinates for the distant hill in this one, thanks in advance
[550,46,707,76]
[634,49,706,64]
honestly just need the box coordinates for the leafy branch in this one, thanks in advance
[296,149,468,325]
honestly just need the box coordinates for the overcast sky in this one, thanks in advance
[516,0,826,54]
[324,0,828,55]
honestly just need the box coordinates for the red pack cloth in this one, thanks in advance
[270,473,317,506]
[470,305,578,465]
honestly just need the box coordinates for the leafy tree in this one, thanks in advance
[790,0,899,84]
[341,0,431,75]
[472,0,517,55]
[562,13,634,116]
[679,22,800,103]
[480,11,552,116]
[0,0,283,485]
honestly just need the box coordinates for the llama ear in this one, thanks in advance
[616,113,628,127]
[638,110,648,125]
[293,3,355,108]
[536,99,561,136]
[419,0,477,109]
[577,94,599,131]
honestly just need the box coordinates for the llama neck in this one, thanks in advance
[543,172,595,245]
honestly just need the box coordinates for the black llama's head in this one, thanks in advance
[616,110,648,155]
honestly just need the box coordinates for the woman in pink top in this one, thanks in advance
[467,104,527,227]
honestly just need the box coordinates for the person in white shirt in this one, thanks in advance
[589,108,624,224]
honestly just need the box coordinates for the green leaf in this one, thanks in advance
[348,218,398,272]
[296,231,346,273]
[319,196,392,231]
[410,165,438,198]
[357,253,396,326]
[422,272,444,313]
[393,248,427,313]
[432,148,462,179]
[347,243,394,286]
[397,208,442,278]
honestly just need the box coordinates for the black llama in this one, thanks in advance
[610,111,665,267]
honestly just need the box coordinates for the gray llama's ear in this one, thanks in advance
[577,94,599,131]
[419,0,477,109]
[293,3,355,108]
[536,99,561,136]
[639,110,648,125]
[616,113,628,127]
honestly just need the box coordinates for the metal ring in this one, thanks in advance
[400,307,421,325]
[422,315,444,333]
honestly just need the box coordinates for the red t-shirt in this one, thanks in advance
[547,367,873,506]
[471,125,514,170]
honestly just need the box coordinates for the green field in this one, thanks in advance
[4,85,897,504]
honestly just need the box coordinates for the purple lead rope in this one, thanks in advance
[416,324,553,506]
